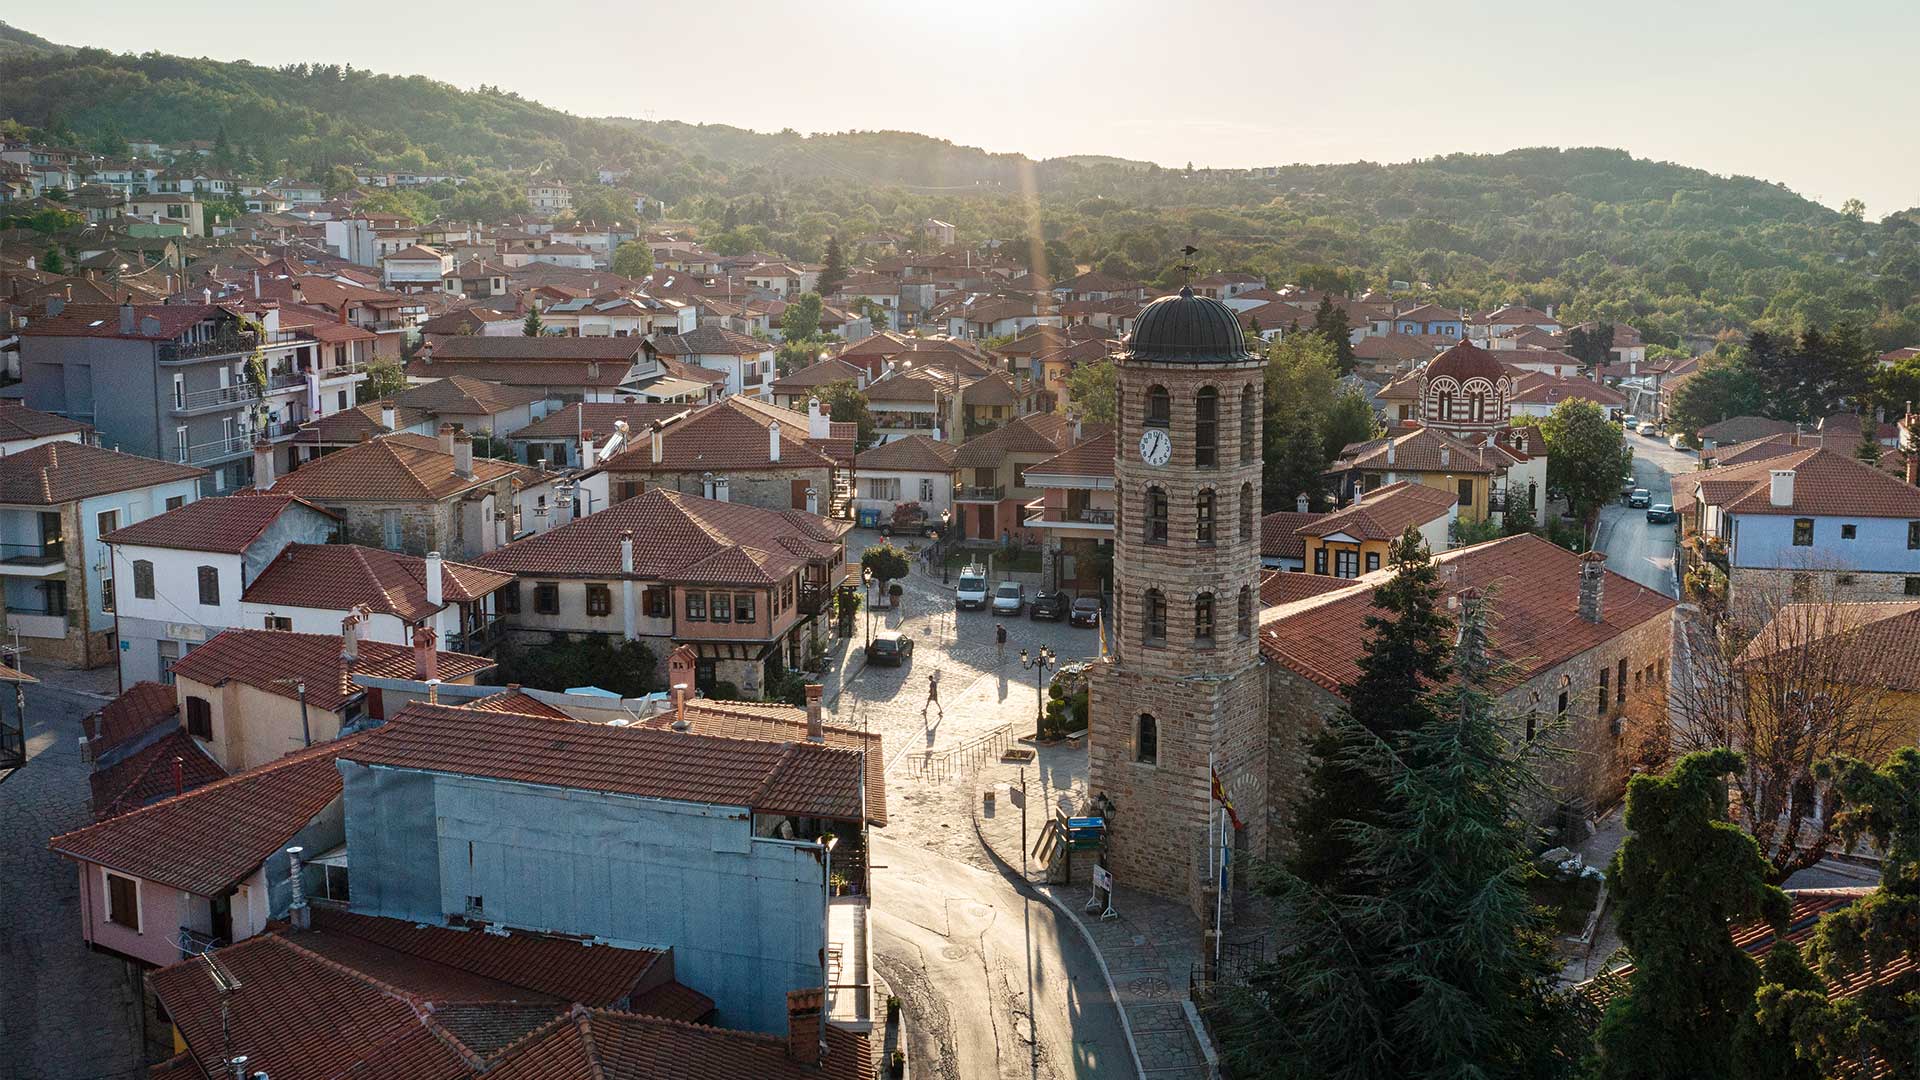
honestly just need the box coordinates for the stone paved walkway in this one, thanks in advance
[972,749,1216,1080]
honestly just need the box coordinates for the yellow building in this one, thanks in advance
[1296,480,1458,577]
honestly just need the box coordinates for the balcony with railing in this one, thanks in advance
[158,331,257,364]
[173,384,255,414]
[450,615,508,655]
[0,542,67,576]
[954,484,1005,503]
[798,580,828,616]
[176,435,251,465]
[1023,500,1116,531]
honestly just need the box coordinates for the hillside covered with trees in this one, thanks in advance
[8,24,1920,349]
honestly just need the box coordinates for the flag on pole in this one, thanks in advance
[1210,766,1243,832]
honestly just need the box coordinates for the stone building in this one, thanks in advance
[1087,292,1676,919]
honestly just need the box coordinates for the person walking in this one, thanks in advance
[923,667,943,720]
[995,622,1008,663]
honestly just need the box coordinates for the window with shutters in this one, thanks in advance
[196,566,219,606]
[685,591,706,621]
[734,593,756,623]
[585,585,612,617]
[132,560,155,601]
[185,696,212,739]
[645,588,669,618]
[709,591,732,623]
[497,583,520,614]
[533,582,559,614]
[105,872,140,931]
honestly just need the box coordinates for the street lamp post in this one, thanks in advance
[1018,644,1055,737]
[940,508,952,583]
[862,566,874,649]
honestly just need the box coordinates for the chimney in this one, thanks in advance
[1296,492,1309,513]
[582,429,597,465]
[1385,439,1396,466]
[804,684,824,741]
[453,430,474,479]
[621,530,635,574]
[118,301,135,335]
[413,624,438,681]
[785,987,825,1067]
[1769,469,1795,508]
[650,421,664,464]
[1577,550,1607,623]
[252,440,275,491]
[438,422,455,456]
[1439,446,1450,467]
[285,846,310,930]
[380,403,396,432]
[425,551,443,607]
[807,397,831,439]
[769,420,781,463]
[252,270,261,297]
[340,611,361,664]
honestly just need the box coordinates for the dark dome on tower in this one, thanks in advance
[1120,286,1254,363]
[1423,339,1508,383]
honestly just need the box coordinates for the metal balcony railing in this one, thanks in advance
[1025,505,1114,526]
[158,332,257,363]
[176,436,251,465]
[174,385,254,413]
[954,484,1005,502]
[0,543,64,566]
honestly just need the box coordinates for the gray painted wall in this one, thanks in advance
[340,762,826,1033]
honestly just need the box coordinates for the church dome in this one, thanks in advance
[1121,287,1254,363]
[1424,339,1508,384]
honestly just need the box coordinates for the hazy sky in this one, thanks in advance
[20,0,1920,215]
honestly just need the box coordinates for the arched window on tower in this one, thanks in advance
[1240,482,1254,541]
[1194,592,1215,644]
[1237,586,1252,638]
[1240,385,1257,463]
[1136,713,1158,765]
[1470,390,1486,422]
[1143,589,1167,644]
[1147,486,1169,543]
[1196,489,1216,545]
[1195,387,1218,467]
[1146,385,1170,428]
[1437,389,1454,420]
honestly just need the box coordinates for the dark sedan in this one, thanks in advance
[866,631,914,666]
[1646,503,1677,524]
[1030,590,1070,621]
[1069,596,1102,627]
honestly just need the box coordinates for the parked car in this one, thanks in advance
[955,566,989,609]
[1636,421,1659,436]
[1621,414,1638,427]
[1030,590,1070,621]
[1669,433,1691,450]
[866,631,914,666]
[1620,476,1638,499]
[991,581,1025,615]
[1627,488,1651,508]
[1069,596,1102,627]
[879,507,944,538]
[1646,503,1677,524]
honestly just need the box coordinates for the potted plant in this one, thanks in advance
[889,1048,906,1078]
[886,994,901,1022]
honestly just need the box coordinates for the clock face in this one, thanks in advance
[1138,427,1172,467]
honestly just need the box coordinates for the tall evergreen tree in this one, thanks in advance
[522,306,543,336]
[1595,749,1792,1080]
[1288,527,1453,889]
[1312,295,1356,374]
[818,235,847,295]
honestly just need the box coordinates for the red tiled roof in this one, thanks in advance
[101,492,336,554]
[423,336,646,362]
[1296,481,1456,542]
[1333,426,1511,475]
[1260,510,1323,561]
[1735,600,1920,692]
[601,397,834,472]
[169,628,493,712]
[952,413,1074,468]
[397,376,545,418]
[463,689,575,720]
[1423,339,1508,383]
[405,358,635,389]
[1508,372,1627,408]
[854,434,957,473]
[1024,431,1114,481]
[268,433,525,503]
[242,544,512,621]
[651,326,769,357]
[481,1007,874,1080]
[511,402,692,442]
[81,680,178,755]
[1259,568,1353,607]
[50,736,364,895]
[89,729,227,820]
[344,702,877,824]
[18,302,219,340]
[0,441,204,505]
[1681,447,1920,518]
[1260,534,1675,693]
[0,402,90,440]
[635,698,887,826]
[475,488,845,585]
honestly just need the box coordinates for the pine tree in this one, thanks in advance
[1595,749,1792,1080]
[1312,295,1356,374]
[818,235,847,295]
[523,307,544,336]
[1856,424,1882,464]
[1288,526,1453,889]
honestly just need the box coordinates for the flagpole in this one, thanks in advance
[1205,752,1215,902]
[1215,803,1226,966]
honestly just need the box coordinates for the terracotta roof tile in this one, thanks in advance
[1260,534,1675,693]
[771,358,867,393]
[345,702,876,824]
[1736,600,1920,692]
[952,413,1074,468]
[512,402,692,442]
[635,699,886,826]
[242,544,512,622]
[1682,447,1920,518]
[0,441,204,504]
[290,401,432,445]
[50,735,364,895]
[1259,568,1353,607]
[481,1007,874,1080]
[462,689,575,720]
[268,433,524,503]
[602,397,834,472]
[1333,425,1511,475]
[89,729,227,820]
[0,403,90,440]
[81,681,179,754]
[101,492,336,553]
[853,434,957,473]
[423,336,646,362]
[1260,510,1323,561]
[397,376,545,418]
[474,488,846,585]
[168,628,493,713]
[1025,431,1114,480]
[18,302,220,340]
[1297,481,1456,542]
[651,326,769,357]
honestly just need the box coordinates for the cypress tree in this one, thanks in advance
[1595,749,1792,1080]
[819,235,846,295]
[1288,526,1453,889]
[523,307,543,337]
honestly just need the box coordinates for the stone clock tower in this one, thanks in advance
[1089,287,1269,914]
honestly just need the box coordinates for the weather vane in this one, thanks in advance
[1178,244,1200,286]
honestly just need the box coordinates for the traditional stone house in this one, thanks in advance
[1295,480,1456,578]
[950,413,1076,542]
[599,397,840,514]
[851,435,956,526]
[1020,430,1116,592]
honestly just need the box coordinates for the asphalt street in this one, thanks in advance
[1593,427,1698,598]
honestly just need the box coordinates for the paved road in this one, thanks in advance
[1594,429,1698,598]
[839,531,1131,1078]
[0,678,148,1080]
